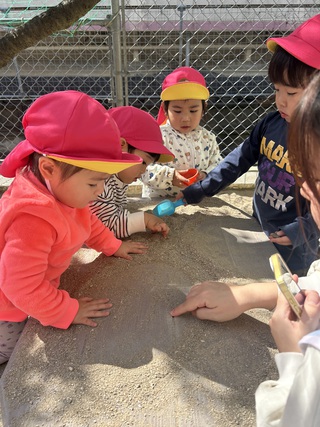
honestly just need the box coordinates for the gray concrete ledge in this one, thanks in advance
[0,166,258,196]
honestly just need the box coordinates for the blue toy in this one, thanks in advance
[153,198,185,217]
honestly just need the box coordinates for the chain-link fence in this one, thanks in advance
[0,1,318,160]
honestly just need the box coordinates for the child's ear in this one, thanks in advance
[120,137,129,152]
[38,156,57,180]
[203,101,208,115]
[162,102,168,116]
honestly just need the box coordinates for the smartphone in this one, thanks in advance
[269,253,303,318]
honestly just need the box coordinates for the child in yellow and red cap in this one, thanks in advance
[90,106,174,238]
[141,66,223,198]
[0,90,148,364]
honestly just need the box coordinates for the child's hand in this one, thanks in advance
[113,240,148,260]
[72,297,112,327]
[170,281,247,322]
[198,171,207,181]
[144,212,170,237]
[172,170,190,188]
[175,192,184,200]
[270,290,320,353]
[269,230,292,246]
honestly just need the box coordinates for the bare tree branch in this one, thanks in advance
[0,0,102,68]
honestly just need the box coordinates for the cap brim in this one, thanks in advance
[161,82,209,101]
[47,153,142,174]
[158,153,175,163]
[0,139,142,177]
[266,36,320,69]
[129,138,175,164]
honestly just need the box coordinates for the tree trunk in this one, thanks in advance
[0,0,102,69]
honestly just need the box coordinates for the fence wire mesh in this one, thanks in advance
[0,1,318,159]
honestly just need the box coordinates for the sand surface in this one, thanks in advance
[0,189,278,427]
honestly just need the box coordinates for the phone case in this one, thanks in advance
[269,253,302,318]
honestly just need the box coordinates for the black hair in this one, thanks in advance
[127,144,160,163]
[29,152,82,185]
[268,46,318,88]
[162,99,207,115]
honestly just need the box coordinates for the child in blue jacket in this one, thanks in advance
[180,15,320,275]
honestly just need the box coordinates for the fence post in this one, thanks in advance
[111,0,124,106]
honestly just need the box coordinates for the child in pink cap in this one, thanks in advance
[0,90,148,364]
[90,106,174,238]
[171,16,320,319]
[176,14,320,276]
[141,66,223,198]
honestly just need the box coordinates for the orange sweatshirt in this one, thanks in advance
[0,169,122,329]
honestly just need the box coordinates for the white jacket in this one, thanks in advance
[255,259,320,427]
[141,122,223,198]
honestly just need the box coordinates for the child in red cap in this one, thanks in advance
[177,14,320,276]
[141,66,223,198]
[0,90,148,364]
[90,106,175,238]
[171,16,320,320]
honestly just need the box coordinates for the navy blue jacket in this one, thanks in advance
[182,112,319,273]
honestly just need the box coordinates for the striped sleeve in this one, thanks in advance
[90,176,129,239]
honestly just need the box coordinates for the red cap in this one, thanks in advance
[0,91,141,178]
[266,14,320,69]
[108,106,174,163]
[158,67,210,125]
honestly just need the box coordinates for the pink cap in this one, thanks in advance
[0,91,142,178]
[266,14,320,69]
[158,67,210,125]
[108,106,174,163]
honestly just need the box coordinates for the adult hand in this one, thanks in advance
[114,240,148,260]
[73,297,112,327]
[170,281,246,322]
[270,290,320,353]
[144,212,170,237]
